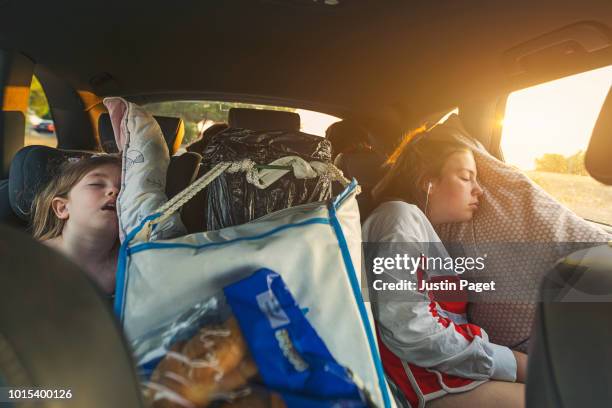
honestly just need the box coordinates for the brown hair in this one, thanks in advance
[372,124,473,208]
[31,154,121,241]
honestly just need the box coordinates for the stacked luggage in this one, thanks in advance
[200,128,333,230]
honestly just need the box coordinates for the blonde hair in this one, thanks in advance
[31,155,121,241]
[373,124,472,207]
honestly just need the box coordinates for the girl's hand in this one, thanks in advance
[512,350,528,383]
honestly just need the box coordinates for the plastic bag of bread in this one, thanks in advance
[132,268,371,408]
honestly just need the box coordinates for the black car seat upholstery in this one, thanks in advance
[0,224,145,407]
[0,178,23,227]
[98,113,186,155]
[227,108,300,131]
[186,123,229,155]
[8,145,93,222]
[325,120,373,161]
[334,149,386,220]
[526,245,612,407]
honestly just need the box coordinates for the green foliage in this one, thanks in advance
[566,150,588,176]
[535,153,568,173]
[28,76,51,119]
[535,151,588,175]
[144,101,295,145]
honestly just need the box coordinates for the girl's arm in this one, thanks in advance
[104,97,187,242]
[364,201,517,382]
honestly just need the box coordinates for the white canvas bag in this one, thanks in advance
[113,164,393,407]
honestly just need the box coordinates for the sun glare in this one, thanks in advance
[501,65,612,170]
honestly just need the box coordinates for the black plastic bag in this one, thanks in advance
[201,128,333,230]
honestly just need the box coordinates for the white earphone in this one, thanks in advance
[424,181,433,215]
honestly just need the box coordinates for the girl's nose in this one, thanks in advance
[473,181,484,196]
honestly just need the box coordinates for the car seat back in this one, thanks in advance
[334,149,386,220]
[527,244,612,407]
[325,120,372,160]
[0,178,24,227]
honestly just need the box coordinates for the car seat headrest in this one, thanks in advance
[586,86,612,185]
[227,108,300,131]
[325,120,371,160]
[98,113,185,155]
[8,145,202,224]
[186,123,229,154]
[8,145,95,221]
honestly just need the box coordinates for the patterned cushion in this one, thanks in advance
[434,116,610,352]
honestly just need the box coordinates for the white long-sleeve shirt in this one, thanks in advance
[362,201,516,382]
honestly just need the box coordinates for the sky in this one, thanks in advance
[501,65,612,170]
[296,108,340,136]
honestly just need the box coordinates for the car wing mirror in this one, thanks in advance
[586,85,612,185]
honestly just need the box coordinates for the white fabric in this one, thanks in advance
[105,97,187,242]
[105,98,392,407]
[363,201,516,382]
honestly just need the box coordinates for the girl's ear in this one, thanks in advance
[51,197,69,220]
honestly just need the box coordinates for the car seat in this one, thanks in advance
[98,112,186,154]
[325,120,372,161]
[327,120,386,219]
[0,223,145,407]
[227,107,300,131]
[1,115,201,231]
[186,123,229,155]
[334,149,386,220]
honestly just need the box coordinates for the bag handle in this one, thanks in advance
[135,156,350,241]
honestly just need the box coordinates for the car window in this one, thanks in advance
[143,101,340,147]
[25,75,57,148]
[500,65,612,226]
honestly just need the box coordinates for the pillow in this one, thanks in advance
[433,116,610,352]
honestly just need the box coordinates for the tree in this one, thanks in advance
[535,153,568,173]
[28,76,51,118]
[566,150,588,176]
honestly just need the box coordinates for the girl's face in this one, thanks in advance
[426,150,483,225]
[52,164,121,236]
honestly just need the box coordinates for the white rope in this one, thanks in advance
[143,157,351,238]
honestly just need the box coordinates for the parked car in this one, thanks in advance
[33,119,55,133]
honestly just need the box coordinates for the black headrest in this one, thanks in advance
[325,120,371,160]
[8,145,202,224]
[334,149,385,190]
[8,145,95,221]
[98,113,185,155]
[186,123,229,154]
[586,86,612,185]
[227,108,300,131]
[334,149,386,220]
